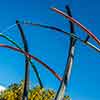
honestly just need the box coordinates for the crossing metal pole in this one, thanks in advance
[55,6,76,100]
[16,20,29,100]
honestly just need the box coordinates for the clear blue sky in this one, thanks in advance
[0,0,100,100]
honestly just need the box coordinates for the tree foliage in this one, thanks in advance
[0,81,70,100]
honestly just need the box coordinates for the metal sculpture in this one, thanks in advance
[0,1,99,100]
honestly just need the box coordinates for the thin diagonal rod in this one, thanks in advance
[51,7,100,45]
[1,22,99,53]
[21,21,100,53]
[5,44,62,80]
[0,33,43,88]
[2,24,16,33]
[55,5,76,100]
[0,43,62,81]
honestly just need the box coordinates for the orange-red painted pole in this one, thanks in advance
[51,7,100,45]
[0,44,62,81]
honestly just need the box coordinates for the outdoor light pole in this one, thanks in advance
[16,20,29,100]
[55,5,76,100]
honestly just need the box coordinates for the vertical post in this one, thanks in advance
[16,20,29,100]
[55,6,76,100]
[16,21,43,89]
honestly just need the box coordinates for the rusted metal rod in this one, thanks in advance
[51,7,100,45]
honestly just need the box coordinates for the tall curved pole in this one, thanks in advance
[51,7,100,45]
[0,33,44,88]
[0,43,62,81]
[16,20,30,100]
[55,5,76,100]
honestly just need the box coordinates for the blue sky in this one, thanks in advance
[0,0,100,100]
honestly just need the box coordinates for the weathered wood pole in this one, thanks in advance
[55,6,76,100]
